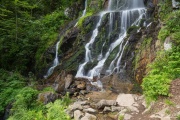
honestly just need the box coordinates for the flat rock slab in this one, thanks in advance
[116,94,136,107]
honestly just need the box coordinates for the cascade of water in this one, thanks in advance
[82,0,88,16]
[76,0,147,81]
[44,0,89,78]
[75,0,88,26]
[76,12,107,78]
[108,8,146,74]
[44,41,60,78]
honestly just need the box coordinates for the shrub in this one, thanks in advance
[46,100,71,120]
[158,27,170,41]
[0,70,26,115]
[142,47,180,104]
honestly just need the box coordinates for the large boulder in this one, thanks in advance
[38,92,59,104]
[116,94,135,107]
[65,74,74,89]
[53,71,66,93]
[74,110,84,120]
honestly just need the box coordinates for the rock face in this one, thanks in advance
[38,92,59,104]
[134,21,161,83]
[53,71,66,93]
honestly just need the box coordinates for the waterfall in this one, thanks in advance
[44,41,60,78]
[76,11,107,78]
[76,0,147,81]
[75,0,88,26]
[44,0,88,78]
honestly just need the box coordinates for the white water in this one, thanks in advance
[44,0,88,78]
[44,41,60,78]
[75,0,88,27]
[76,12,107,78]
[76,0,147,81]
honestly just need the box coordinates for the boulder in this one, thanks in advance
[83,108,97,113]
[124,114,132,120]
[68,103,83,111]
[38,92,59,104]
[53,71,66,93]
[116,94,136,107]
[65,74,73,89]
[96,99,117,109]
[81,113,97,120]
[76,81,86,90]
[164,37,172,51]
[111,106,123,112]
[103,106,111,112]
[74,110,84,120]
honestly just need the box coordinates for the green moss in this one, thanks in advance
[77,12,93,28]
[172,32,180,44]
[159,0,173,20]
[62,46,85,71]
[127,26,140,34]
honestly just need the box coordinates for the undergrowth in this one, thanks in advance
[142,1,180,104]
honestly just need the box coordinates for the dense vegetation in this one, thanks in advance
[0,0,80,75]
[0,69,72,119]
[142,1,180,103]
[0,0,79,119]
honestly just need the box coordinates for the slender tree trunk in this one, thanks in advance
[15,5,18,42]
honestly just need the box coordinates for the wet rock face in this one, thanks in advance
[134,21,161,83]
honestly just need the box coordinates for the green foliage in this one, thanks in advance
[8,94,71,120]
[158,10,180,42]
[158,27,170,41]
[8,87,42,120]
[142,47,180,104]
[127,25,139,34]
[0,0,77,74]
[159,0,173,20]
[42,87,55,93]
[0,69,26,114]
[177,114,180,120]
[118,115,124,120]
[0,69,71,119]
[77,12,93,28]
[46,100,70,120]
[172,32,180,45]
[12,87,38,109]
[61,92,72,106]
[144,9,180,103]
